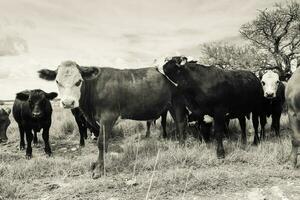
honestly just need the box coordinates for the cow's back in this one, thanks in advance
[13,99,27,124]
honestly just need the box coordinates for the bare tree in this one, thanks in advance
[240,1,300,78]
[200,43,271,72]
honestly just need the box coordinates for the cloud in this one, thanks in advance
[0,0,288,99]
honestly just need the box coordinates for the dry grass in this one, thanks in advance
[0,104,300,199]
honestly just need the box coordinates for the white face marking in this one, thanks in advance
[261,71,280,98]
[55,61,83,108]
[154,57,178,87]
[153,57,168,76]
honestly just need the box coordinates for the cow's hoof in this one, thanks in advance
[80,142,85,147]
[26,154,32,160]
[241,144,247,150]
[92,171,102,179]
[45,152,52,157]
[90,162,104,179]
[252,142,258,146]
[217,150,225,159]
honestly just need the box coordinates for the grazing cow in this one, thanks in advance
[38,60,186,179]
[71,107,99,146]
[158,56,264,158]
[13,89,57,159]
[259,70,286,139]
[0,106,11,143]
[285,67,300,167]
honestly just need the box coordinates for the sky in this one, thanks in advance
[0,0,286,99]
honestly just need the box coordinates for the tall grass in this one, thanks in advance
[0,104,297,199]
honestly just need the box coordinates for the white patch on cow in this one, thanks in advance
[154,57,178,87]
[55,61,83,108]
[186,106,192,115]
[261,71,280,98]
[203,115,213,123]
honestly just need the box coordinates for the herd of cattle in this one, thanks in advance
[0,56,300,179]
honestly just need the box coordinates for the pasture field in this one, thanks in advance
[1,103,300,200]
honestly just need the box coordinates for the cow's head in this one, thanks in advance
[38,61,99,109]
[156,56,188,87]
[16,90,57,119]
[0,106,11,143]
[260,70,280,99]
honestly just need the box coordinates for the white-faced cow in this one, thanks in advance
[13,89,57,159]
[259,70,286,139]
[286,67,300,167]
[158,56,265,158]
[0,106,11,143]
[38,61,186,179]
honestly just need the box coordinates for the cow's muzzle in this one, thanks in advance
[61,99,76,109]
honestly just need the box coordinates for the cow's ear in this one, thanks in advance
[45,92,58,100]
[258,70,264,80]
[179,57,187,67]
[3,107,11,115]
[79,67,100,80]
[16,91,30,101]
[38,69,57,81]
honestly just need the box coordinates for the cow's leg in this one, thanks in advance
[161,111,168,139]
[25,128,33,159]
[238,116,247,148]
[214,113,226,159]
[92,114,117,179]
[174,107,187,144]
[224,117,230,138]
[33,131,38,146]
[272,112,281,137]
[42,126,52,156]
[18,124,25,150]
[145,121,151,138]
[288,111,300,168]
[252,113,260,145]
[260,115,267,140]
[72,108,87,146]
[200,120,212,143]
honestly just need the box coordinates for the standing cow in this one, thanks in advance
[13,89,57,159]
[286,67,300,167]
[259,70,286,139]
[0,106,11,143]
[38,61,186,179]
[158,56,265,158]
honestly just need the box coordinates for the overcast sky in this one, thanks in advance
[0,0,286,99]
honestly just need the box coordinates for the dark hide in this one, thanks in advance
[12,89,57,159]
[161,56,264,158]
[38,65,186,179]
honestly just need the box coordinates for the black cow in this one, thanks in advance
[0,106,11,143]
[38,60,186,179]
[259,70,286,139]
[158,56,264,158]
[13,89,57,159]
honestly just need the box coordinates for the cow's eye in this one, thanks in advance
[56,80,63,87]
[276,80,280,85]
[261,81,265,86]
[75,80,82,87]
